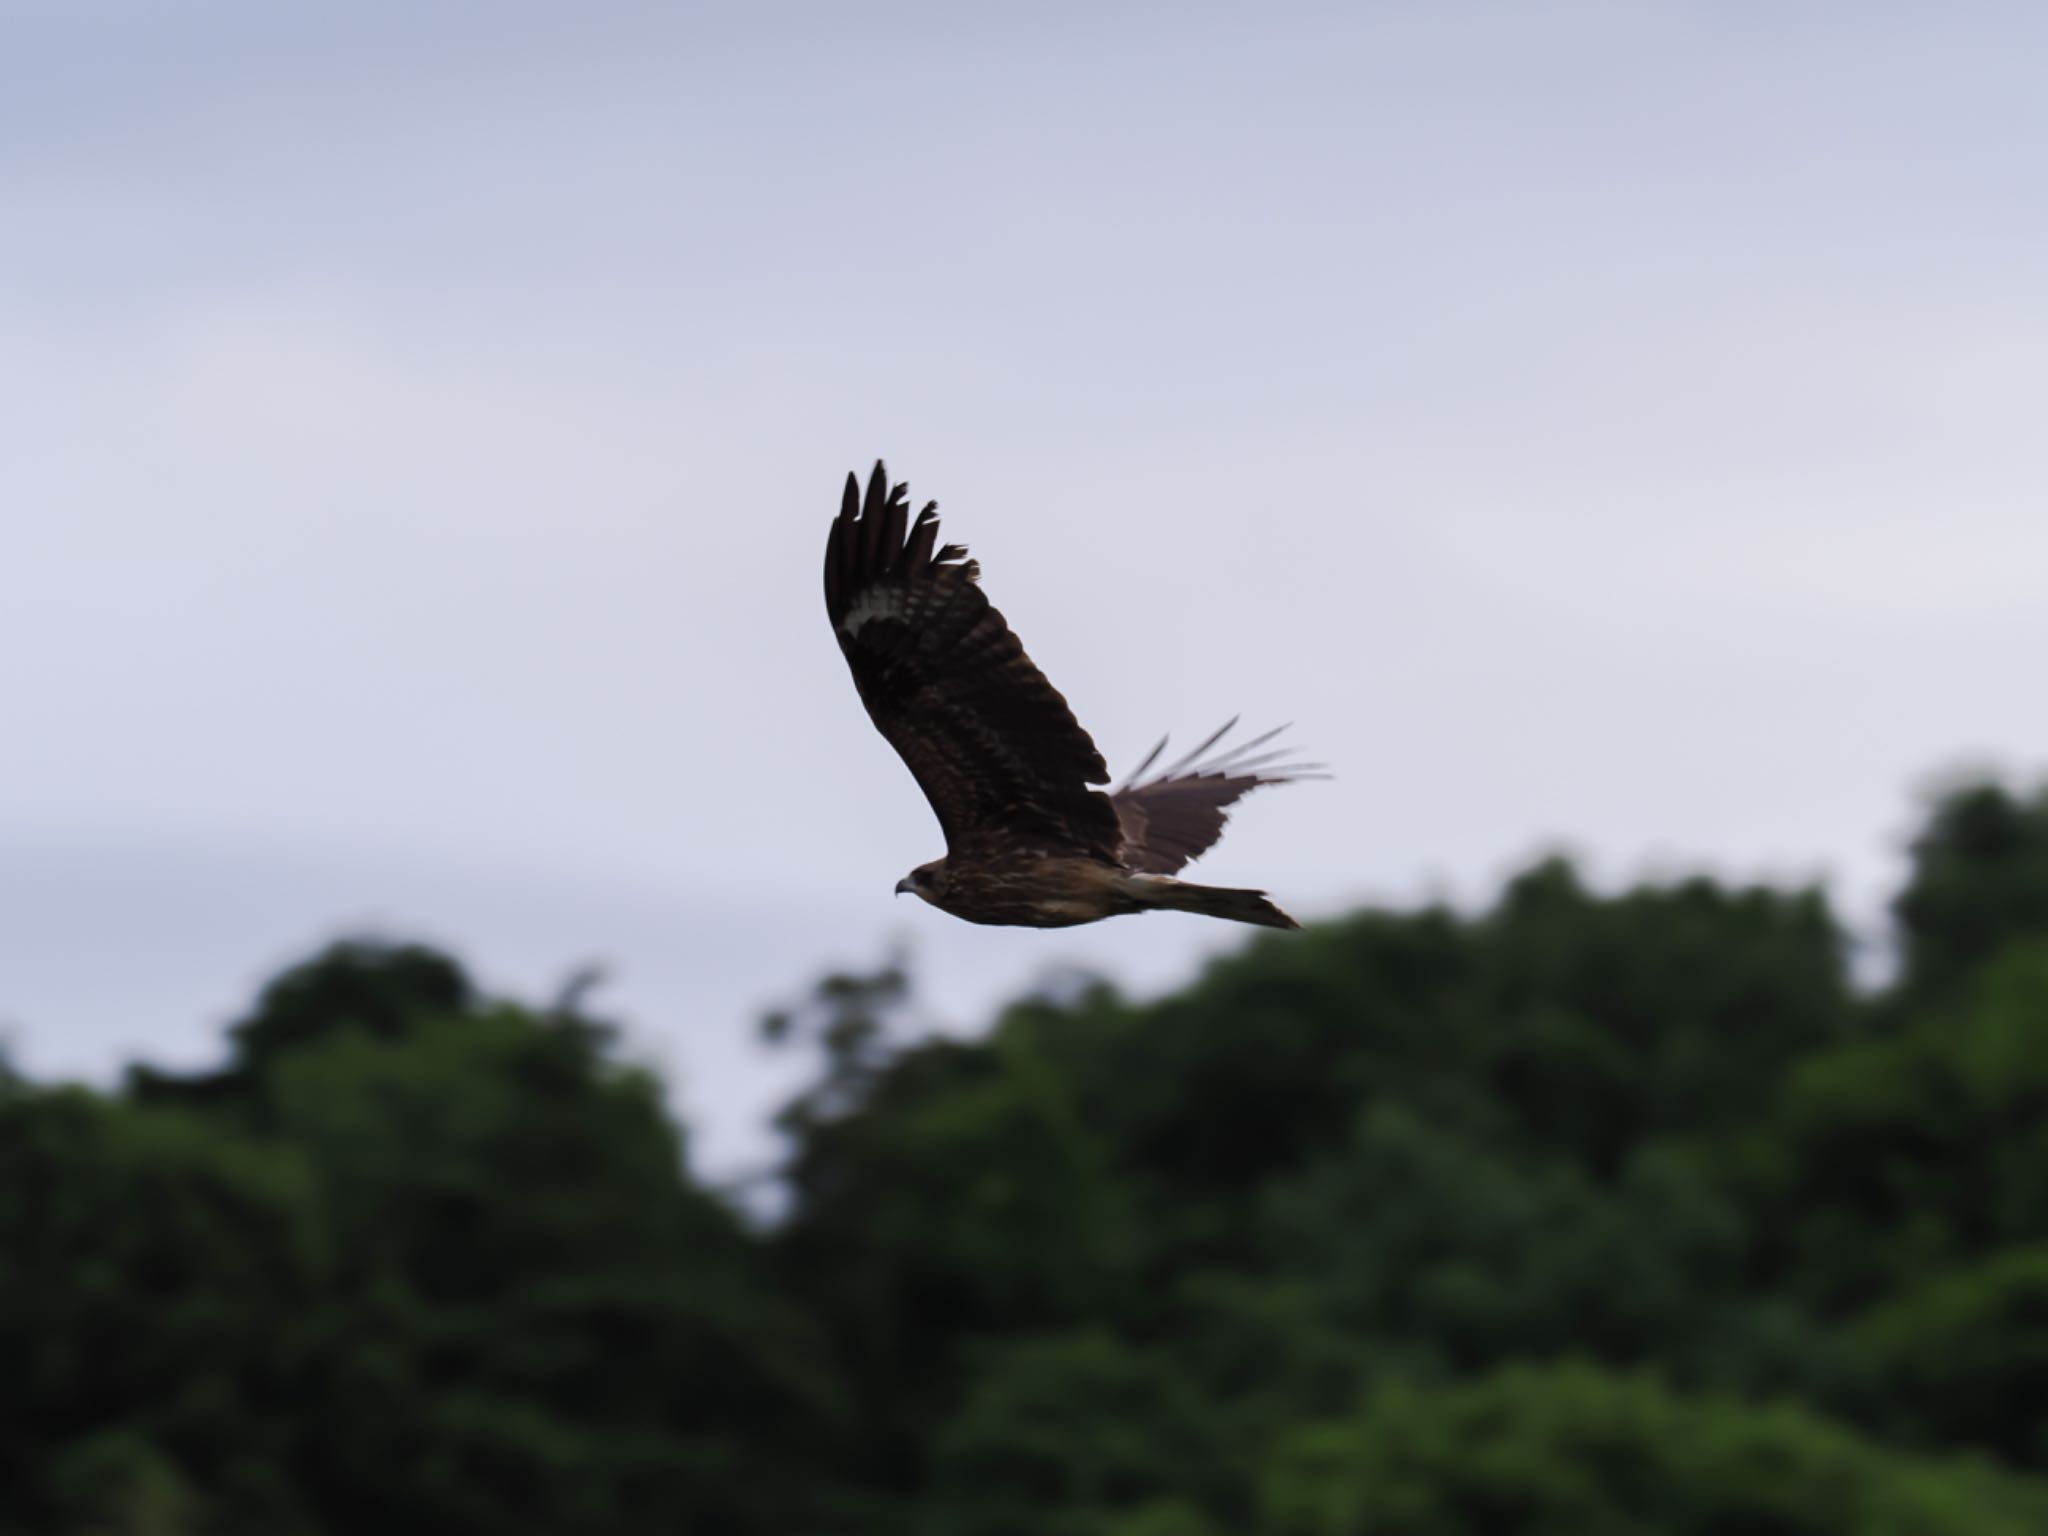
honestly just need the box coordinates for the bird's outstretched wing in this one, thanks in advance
[1111,719,1324,875]
[825,462,1123,862]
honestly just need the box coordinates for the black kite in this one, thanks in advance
[824,462,1317,930]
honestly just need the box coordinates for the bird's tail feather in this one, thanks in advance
[1126,875,1300,930]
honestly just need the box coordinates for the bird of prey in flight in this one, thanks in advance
[824,461,1318,930]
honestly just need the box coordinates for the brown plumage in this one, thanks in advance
[825,461,1319,930]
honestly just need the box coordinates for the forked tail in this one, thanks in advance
[1127,875,1300,931]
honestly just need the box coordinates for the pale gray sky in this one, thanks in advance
[5,3,2045,1177]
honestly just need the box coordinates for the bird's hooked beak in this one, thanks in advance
[894,876,914,897]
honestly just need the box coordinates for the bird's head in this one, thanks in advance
[895,859,947,906]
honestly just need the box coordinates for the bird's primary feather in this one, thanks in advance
[1111,718,1327,875]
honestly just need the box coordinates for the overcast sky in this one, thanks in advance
[5,3,2045,1179]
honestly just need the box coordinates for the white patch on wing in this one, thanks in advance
[839,587,907,636]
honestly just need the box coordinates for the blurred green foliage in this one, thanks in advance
[5,779,2048,1533]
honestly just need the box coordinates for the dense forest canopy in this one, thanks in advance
[5,778,2048,1534]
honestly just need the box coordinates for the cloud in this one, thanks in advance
[4,3,2046,1166]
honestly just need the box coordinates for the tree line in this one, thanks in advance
[4,778,2048,1533]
